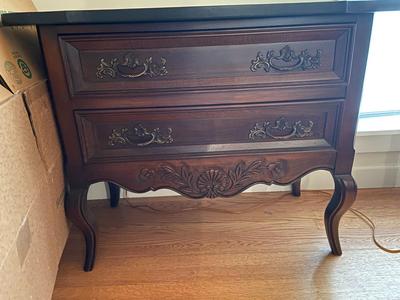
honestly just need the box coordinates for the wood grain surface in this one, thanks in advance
[53,188,400,299]
[75,101,339,163]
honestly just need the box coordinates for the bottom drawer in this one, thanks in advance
[75,100,341,163]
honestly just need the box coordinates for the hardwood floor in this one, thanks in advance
[52,188,400,299]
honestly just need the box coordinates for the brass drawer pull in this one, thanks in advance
[249,117,314,140]
[96,53,168,79]
[108,124,173,147]
[250,45,321,73]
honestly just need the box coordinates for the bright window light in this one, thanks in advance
[360,12,400,118]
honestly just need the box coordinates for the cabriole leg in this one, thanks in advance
[324,174,357,255]
[107,182,120,208]
[65,185,96,271]
[291,179,301,197]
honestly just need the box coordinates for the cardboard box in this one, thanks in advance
[0,0,36,12]
[0,87,68,299]
[0,82,11,102]
[0,83,68,300]
[0,0,45,93]
[0,1,68,299]
[0,25,45,92]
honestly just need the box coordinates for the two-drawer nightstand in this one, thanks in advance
[4,0,399,271]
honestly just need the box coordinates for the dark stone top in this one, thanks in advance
[2,0,400,26]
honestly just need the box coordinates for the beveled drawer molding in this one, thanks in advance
[60,23,352,102]
[138,159,286,198]
[249,117,314,140]
[250,45,321,73]
[96,53,168,79]
[75,101,340,163]
[108,124,173,147]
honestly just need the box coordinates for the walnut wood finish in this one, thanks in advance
[33,11,375,271]
[75,101,340,163]
[59,24,350,99]
[64,186,95,272]
[4,1,399,25]
[106,182,120,208]
[111,173,299,206]
[291,179,301,197]
[325,174,357,255]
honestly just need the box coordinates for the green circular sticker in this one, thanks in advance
[4,61,22,84]
[17,58,32,79]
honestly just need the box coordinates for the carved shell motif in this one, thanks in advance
[138,159,286,198]
[197,169,232,198]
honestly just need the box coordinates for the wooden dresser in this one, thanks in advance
[4,0,399,271]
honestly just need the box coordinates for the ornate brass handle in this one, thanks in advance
[117,61,149,79]
[96,53,168,79]
[250,45,321,73]
[108,124,173,147]
[249,117,314,140]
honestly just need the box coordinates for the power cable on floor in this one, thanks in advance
[349,207,400,254]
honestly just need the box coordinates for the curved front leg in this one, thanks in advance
[106,182,120,208]
[324,174,357,255]
[291,179,301,197]
[65,185,96,271]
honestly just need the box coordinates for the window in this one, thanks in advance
[360,12,400,118]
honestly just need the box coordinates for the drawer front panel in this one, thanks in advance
[75,101,341,163]
[61,24,351,99]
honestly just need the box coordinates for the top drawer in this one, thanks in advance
[60,24,352,99]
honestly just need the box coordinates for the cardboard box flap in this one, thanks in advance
[0,0,44,93]
[0,26,45,93]
[0,0,36,12]
[0,83,12,104]
[22,80,62,173]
